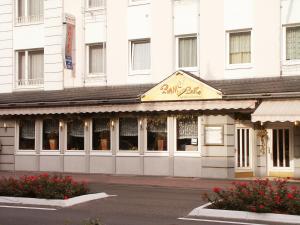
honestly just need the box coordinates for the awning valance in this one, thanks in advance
[0,100,256,116]
[252,100,300,123]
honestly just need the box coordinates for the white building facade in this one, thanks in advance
[0,0,300,179]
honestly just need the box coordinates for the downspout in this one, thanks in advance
[280,0,283,77]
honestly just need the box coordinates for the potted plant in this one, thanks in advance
[99,131,109,150]
[48,131,58,150]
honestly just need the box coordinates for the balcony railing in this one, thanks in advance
[17,78,44,87]
[16,15,44,24]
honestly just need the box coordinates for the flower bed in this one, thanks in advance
[0,173,89,199]
[204,178,300,215]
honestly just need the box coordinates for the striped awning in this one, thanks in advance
[252,100,300,122]
[0,100,256,116]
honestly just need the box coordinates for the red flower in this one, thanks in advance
[213,187,222,193]
[64,196,69,200]
[287,193,294,199]
[259,204,265,209]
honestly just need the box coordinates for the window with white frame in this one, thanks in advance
[177,36,197,69]
[130,39,151,73]
[229,31,251,64]
[16,0,44,24]
[286,26,300,60]
[176,115,198,151]
[128,0,150,5]
[236,127,251,169]
[42,119,59,151]
[17,49,44,87]
[147,117,168,151]
[19,119,35,150]
[119,118,138,151]
[67,119,85,151]
[92,118,111,151]
[88,43,106,75]
[87,0,105,9]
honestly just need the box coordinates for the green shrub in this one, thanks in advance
[0,173,89,199]
[204,178,300,215]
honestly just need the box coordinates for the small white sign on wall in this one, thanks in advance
[204,125,224,146]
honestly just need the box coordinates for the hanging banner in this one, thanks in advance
[64,14,75,70]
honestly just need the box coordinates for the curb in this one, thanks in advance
[0,192,114,207]
[189,203,300,224]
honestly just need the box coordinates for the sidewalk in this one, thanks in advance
[0,171,299,190]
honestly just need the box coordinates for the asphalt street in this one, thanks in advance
[0,183,295,225]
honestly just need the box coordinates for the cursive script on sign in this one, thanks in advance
[160,83,202,97]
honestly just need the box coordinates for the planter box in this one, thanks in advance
[189,203,300,224]
[0,192,113,208]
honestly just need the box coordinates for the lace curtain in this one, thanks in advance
[178,36,197,68]
[68,120,84,138]
[28,0,44,16]
[93,118,110,132]
[89,44,106,74]
[287,27,300,60]
[43,120,59,134]
[29,50,44,80]
[230,32,251,64]
[177,117,198,139]
[147,118,167,133]
[120,118,138,136]
[20,120,35,139]
[132,41,150,70]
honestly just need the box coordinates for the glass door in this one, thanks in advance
[236,128,252,170]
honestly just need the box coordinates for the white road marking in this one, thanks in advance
[0,205,57,211]
[178,217,268,225]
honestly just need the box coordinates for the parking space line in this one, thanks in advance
[178,217,268,225]
[0,205,57,211]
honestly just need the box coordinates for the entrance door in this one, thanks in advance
[236,127,253,171]
[268,128,293,175]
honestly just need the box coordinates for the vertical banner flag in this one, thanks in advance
[64,14,75,70]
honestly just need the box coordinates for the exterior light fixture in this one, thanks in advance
[295,121,299,126]
[139,119,143,129]
[111,120,115,129]
[3,122,7,130]
[59,121,63,129]
[84,121,88,128]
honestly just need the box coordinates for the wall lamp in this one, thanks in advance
[295,121,299,126]
[59,121,64,129]
[111,120,115,130]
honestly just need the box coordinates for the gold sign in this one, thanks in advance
[141,71,222,102]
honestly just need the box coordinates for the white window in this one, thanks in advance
[128,0,150,6]
[67,119,85,151]
[130,39,151,74]
[18,120,36,150]
[42,119,60,151]
[235,127,252,170]
[16,0,44,24]
[176,115,199,152]
[229,31,251,64]
[87,0,105,9]
[87,43,106,75]
[147,117,168,152]
[119,118,139,151]
[177,36,197,69]
[286,26,300,60]
[16,49,44,87]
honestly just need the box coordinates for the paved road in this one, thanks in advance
[0,183,294,225]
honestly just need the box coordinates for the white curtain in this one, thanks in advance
[18,0,25,17]
[89,44,105,74]
[178,37,197,68]
[132,41,150,71]
[93,118,110,132]
[20,120,35,139]
[29,50,44,80]
[230,32,251,64]
[18,52,25,80]
[88,0,105,8]
[177,117,198,139]
[68,120,84,138]
[120,118,138,136]
[147,118,167,133]
[28,0,44,17]
[43,119,59,134]
[286,27,300,60]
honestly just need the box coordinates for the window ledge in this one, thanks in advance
[85,7,105,12]
[282,60,300,66]
[117,152,140,157]
[15,21,43,27]
[226,63,252,70]
[144,152,169,157]
[65,151,85,155]
[40,151,61,155]
[16,150,36,155]
[90,151,112,156]
[174,151,201,157]
[128,70,150,76]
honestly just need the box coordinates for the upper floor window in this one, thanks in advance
[286,26,300,60]
[16,0,44,24]
[130,39,151,74]
[87,43,106,75]
[87,0,105,9]
[177,36,197,69]
[17,49,44,87]
[229,31,251,64]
